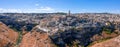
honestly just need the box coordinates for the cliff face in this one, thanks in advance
[0,22,56,47]
[0,22,18,47]
[20,29,56,47]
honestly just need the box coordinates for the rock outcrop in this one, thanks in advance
[91,35,120,47]
[0,22,18,47]
[20,28,56,47]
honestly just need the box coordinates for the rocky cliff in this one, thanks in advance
[0,22,18,47]
[20,29,56,47]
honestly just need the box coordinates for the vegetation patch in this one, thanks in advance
[87,37,112,47]
[102,27,113,34]
[15,31,22,47]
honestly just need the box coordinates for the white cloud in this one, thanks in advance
[0,8,3,10]
[0,7,55,13]
[35,3,39,6]
[35,7,54,11]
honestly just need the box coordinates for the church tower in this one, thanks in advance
[68,10,71,16]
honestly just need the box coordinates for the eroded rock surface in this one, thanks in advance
[91,35,120,47]
[0,22,18,47]
[20,30,56,47]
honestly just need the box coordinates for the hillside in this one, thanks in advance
[20,28,56,47]
[0,22,18,47]
[91,35,120,47]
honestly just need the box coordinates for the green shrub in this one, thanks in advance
[103,27,112,34]
[15,31,22,47]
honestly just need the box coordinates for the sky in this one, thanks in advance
[0,0,120,13]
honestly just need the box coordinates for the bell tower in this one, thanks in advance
[68,10,71,16]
